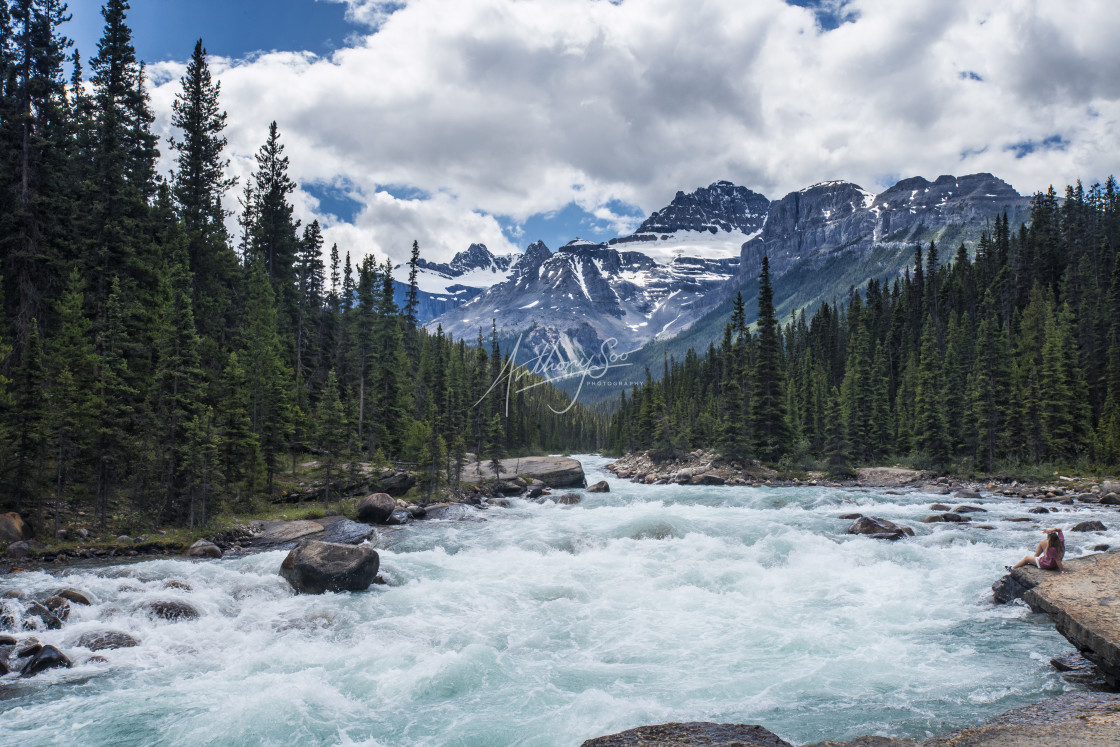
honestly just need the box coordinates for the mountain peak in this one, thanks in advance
[635,181,770,237]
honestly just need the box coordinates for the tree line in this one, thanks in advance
[0,0,602,536]
[608,183,1120,474]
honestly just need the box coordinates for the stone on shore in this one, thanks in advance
[587,480,610,493]
[1100,493,1120,505]
[279,540,380,594]
[0,512,32,543]
[848,516,914,540]
[580,722,792,747]
[357,493,396,524]
[186,539,222,558]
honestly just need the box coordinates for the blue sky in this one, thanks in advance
[66,0,1120,265]
[68,0,354,64]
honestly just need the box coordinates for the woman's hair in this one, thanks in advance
[1048,530,1064,554]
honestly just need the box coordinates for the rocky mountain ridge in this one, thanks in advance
[426,174,1032,370]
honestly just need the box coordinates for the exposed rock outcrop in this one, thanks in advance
[279,540,380,594]
[993,552,1120,687]
[580,722,792,747]
[587,480,610,493]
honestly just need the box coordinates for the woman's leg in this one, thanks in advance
[1012,554,1040,569]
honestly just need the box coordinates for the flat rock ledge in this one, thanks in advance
[993,550,1120,688]
[581,722,791,746]
[582,694,1120,746]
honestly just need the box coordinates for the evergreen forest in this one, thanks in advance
[608,188,1120,474]
[0,0,602,534]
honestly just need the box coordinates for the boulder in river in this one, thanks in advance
[24,602,63,630]
[186,539,222,558]
[953,488,982,500]
[953,505,986,513]
[930,503,951,511]
[838,513,863,520]
[580,722,792,747]
[0,512,32,543]
[75,630,139,651]
[142,600,200,621]
[1100,493,1120,505]
[587,480,610,493]
[56,589,92,606]
[554,493,582,505]
[848,516,914,540]
[1072,520,1107,532]
[1028,506,1051,514]
[42,596,71,622]
[279,540,380,594]
[357,493,396,524]
[20,645,71,677]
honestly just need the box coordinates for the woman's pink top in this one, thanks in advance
[1039,530,1063,569]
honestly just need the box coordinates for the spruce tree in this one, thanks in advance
[169,38,237,364]
[751,257,790,460]
[315,369,347,506]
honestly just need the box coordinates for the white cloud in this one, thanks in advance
[148,0,1120,265]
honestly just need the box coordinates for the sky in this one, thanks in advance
[67,0,1120,265]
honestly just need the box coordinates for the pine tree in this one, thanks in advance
[315,369,347,506]
[250,120,300,331]
[241,260,292,492]
[751,257,790,460]
[151,246,204,523]
[914,320,948,466]
[169,38,237,364]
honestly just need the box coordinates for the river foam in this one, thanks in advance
[2,455,1110,746]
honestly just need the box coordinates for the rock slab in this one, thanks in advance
[580,722,792,747]
[279,540,380,594]
[993,552,1120,687]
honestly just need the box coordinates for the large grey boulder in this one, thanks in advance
[848,516,914,540]
[186,540,222,558]
[357,493,396,524]
[279,541,380,594]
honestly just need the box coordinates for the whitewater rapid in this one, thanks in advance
[1,456,1107,746]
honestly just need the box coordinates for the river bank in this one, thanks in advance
[607,449,1119,505]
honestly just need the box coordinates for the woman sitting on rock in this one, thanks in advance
[1007,528,1064,573]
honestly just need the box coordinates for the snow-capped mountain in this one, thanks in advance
[425,174,1032,376]
[740,173,1029,279]
[391,243,519,320]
